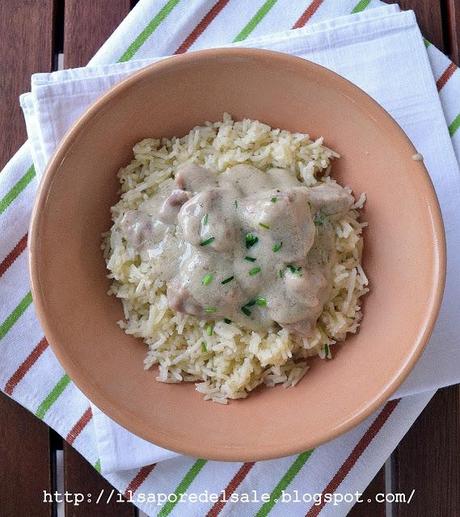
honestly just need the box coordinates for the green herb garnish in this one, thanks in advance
[234,200,238,208]
[279,268,285,278]
[224,318,232,324]
[323,344,331,359]
[249,266,261,276]
[221,276,234,285]
[202,213,209,225]
[287,265,302,276]
[313,212,327,226]
[245,233,259,249]
[201,342,207,352]
[244,297,267,308]
[202,273,213,286]
[244,256,256,262]
[272,242,282,252]
[259,222,270,230]
[241,306,251,316]
[206,324,214,336]
[204,306,217,313]
[200,237,215,246]
[271,197,277,203]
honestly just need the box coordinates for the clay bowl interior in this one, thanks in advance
[30,49,445,461]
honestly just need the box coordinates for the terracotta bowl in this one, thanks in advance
[29,49,446,461]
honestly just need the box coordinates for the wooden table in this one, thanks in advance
[0,1,458,516]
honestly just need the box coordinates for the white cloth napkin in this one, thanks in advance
[20,3,460,472]
[0,1,458,515]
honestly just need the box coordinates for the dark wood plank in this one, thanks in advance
[0,393,53,517]
[348,467,386,516]
[64,444,136,517]
[0,0,55,169]
[0,1,55,514]
[63,0,131,68]
[392,387,460,516]
[446,0,460,64]
[384,0,445,52]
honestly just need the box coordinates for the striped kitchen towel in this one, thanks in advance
[19,2,460,474]
[2,1,460,516]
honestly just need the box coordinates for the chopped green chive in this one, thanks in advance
[249,266,261,276]
[241,306,251,316]
[243,297,266,308]
[201,342,207,352]
[224,318,232,324]
[287,265,302,276]
[313,212,327,226]
[256,296,267,307]
[202,273,213,286]
[234,200,238,208]
[272,242,282,252]
[206,324,213,335]
[242,298,266,311]
[259,222,270,230]
[202,213,209,225]
[244,256,256,262]
[323,344,331,359]
[200,237,215,246]
[271,197,277,203]
[204,306,217,313]
[279,268,285,278]
[245,233,258,249]
[221,276,234,285]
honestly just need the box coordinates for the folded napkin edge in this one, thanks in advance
[27,5,402,90]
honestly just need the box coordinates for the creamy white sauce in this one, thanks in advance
[120,163,354,337]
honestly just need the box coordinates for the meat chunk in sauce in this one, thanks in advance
[167,281,203,316]
[158,189,191,224]
[241,188,315,263]
[178,190,238,252]
[307,183,354,215]
[119,163,354,337]
[119,210,167,249]
[175,163,217,191]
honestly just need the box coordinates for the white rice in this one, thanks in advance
[104,114,369,403]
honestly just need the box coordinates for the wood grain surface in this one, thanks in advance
[0,0,55,169]
[63,0,131,68]
[0,1,56,516]
[0,394,53,516]
[393,388,460,516]
[447,0,460,63]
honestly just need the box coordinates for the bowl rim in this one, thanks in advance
[29,47,447,461]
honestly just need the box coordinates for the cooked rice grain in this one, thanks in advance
[104,114,368,403]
